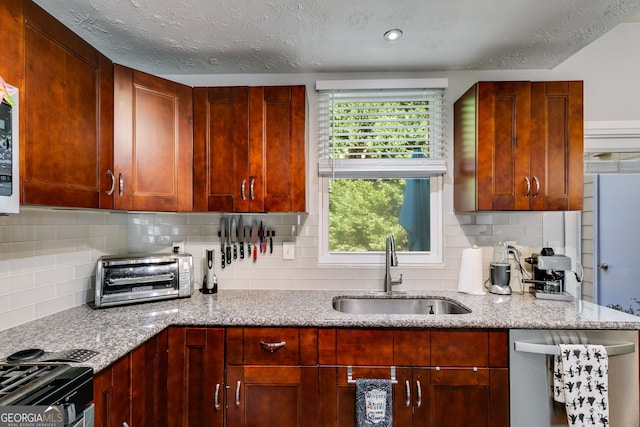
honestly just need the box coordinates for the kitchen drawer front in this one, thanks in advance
[431,330,489,367]
[227,327,317,365]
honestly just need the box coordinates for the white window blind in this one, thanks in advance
[317,79,447,178]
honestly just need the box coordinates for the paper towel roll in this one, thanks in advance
[457,245,485,295]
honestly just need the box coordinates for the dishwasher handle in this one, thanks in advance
[514,340,635,356]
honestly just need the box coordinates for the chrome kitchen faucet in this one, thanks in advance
[383,233,403,293]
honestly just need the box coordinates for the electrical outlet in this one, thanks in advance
[282,242,295,260]
[505,241,523,255]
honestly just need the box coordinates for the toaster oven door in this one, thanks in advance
[99,259,180,306]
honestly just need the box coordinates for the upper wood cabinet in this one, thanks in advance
[113,64,193,211]
[193,85,306,213]
[20,1,112,208]
[454,81,583,212]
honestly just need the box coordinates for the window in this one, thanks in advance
[317,79,447,264]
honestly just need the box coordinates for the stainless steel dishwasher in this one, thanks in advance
[510,329,638,427]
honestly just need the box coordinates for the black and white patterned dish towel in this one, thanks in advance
[355,378,392,427]
[554,344,609,426]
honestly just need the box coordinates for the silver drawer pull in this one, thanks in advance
[416,380,422,408]
[259,341,286,353]
[524,176,531,197]
[235,380,241,408]
[405,380,411,408]
[106,170,115,196]
[214,383,221,411]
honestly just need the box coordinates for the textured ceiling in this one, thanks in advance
[33,0,640,75]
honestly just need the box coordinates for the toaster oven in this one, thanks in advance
[95,253,194,308]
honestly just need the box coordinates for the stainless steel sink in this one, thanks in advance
[332,297,471,315]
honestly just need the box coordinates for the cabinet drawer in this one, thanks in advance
[227,328,317,365]
[431,330,489,367]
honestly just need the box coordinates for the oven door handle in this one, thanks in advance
[514,341,636,356]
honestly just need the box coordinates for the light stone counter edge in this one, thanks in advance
[1,289,639,373]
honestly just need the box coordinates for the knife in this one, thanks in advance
[224,219,231,264]
[244,224,252,259]
[238,216,245,259]
[231,216,238,260]
[258,221,265,254]
[251,220,259,261]
[220,217,227,269]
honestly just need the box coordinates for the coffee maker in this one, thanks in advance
[524,247,573,301]
[489,241,511,295]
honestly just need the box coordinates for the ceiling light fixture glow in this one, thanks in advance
[383,29,403,41]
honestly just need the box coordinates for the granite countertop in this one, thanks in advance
[0,289,639,372]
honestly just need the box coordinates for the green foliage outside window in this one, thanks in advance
[329,179,409,252]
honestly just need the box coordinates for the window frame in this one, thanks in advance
[318,175,444,265]
[316,78,446,266]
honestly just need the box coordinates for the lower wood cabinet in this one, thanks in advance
[131,330,169,427]
[225,365,319,427]
[94,326,509,427]
[167,327,225,427]
[318,328,509,427]
[93,353,131,427]
[93,330,168,427]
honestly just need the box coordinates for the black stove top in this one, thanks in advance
[0,363,93,410]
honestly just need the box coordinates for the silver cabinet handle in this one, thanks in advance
[249,177,256,200]
[123,423,129,427]
[259,341,286,353]
[405,380,411,408]
[214,383,221,411]
[524,176,531,197]
[118,173,124,197]
[241,179,247,200]
[106,170,115,196]
[533,176,540,197]
[598,263,609,271]
[235,380,241,408]
[416,380,422,408]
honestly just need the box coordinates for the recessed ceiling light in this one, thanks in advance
[383,29,403,41]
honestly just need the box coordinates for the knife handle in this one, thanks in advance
[221,249,225,269]
[226,246,231,264]
[233,243,238,259]
[240,242,245,259]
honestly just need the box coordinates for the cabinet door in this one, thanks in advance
[131,329,168,427]
[167,327,225,427]
[193,86,305,213]
[318,366,412,427]
[193,86,249,212]
[477,81,532,210]
[226,365,318,427]
[530,81,584,211]
[114,64,193,211]
[419,368,508,427]
[93,355,131,427]
[250,86,306,212]
[22,2,110,208]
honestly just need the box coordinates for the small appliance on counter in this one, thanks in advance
[489,241,511,295]
[524,248,574,301]
[95,253,194,308]
[202,248,218,294]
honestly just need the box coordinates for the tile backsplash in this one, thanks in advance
[0,207,547,331]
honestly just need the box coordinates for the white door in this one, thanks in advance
[594,174,640,314]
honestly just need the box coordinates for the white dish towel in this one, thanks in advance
[554,344,609,426]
